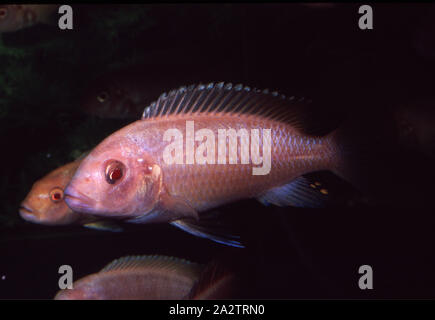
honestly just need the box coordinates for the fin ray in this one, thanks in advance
[100,255,203,280]
[141,82,317,134]
[170,218,244,248]
[258,176,329,208]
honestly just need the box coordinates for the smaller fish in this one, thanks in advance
[0,5,58,33]
[81,67,200,120]
[54,255,203,300]
[19,156,121,232]
[81,71,149,119]
[81,49,235,120]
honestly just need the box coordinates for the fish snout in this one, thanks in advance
[64,186,97,213]
[19,204,39,222]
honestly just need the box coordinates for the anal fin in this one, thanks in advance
[258,175,329,208]
[170,211,244,248]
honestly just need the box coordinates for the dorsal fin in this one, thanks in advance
[100,255,203,280]
[142,82,319,134]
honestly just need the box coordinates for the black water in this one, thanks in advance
[1,3,435,299]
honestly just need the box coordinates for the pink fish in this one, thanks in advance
[65,82,356,246]
[54,255,202,300]
[54,254,239,300]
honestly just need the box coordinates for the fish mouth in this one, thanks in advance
[19,205,39,222]
[64,188,97,213]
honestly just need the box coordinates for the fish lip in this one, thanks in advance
[64,188,96,213]
[19,204,33,214]
[19,205,39,222]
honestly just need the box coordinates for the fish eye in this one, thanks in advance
[97,91,109,103]
[105,160,125,184]
[49,187,64,203]
[0,8,7,19]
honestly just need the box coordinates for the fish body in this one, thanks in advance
[65,83,344,228]
[54,255,202,300]
[0,4,57,33]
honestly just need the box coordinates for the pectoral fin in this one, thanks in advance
[170,210,244,248]
[160,192,199,220]
[127,193,198,224]
[83,221,123,232]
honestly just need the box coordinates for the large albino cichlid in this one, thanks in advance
[65,82,354,246]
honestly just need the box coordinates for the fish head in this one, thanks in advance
[19,162,81,225]
[0,5,22,33]
[65,130,163,220]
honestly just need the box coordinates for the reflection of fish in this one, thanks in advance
[19,156,121,232]
[81,68,217,120]
[54,255,202,300]
[81,71,150,119]
[81,45,239,120]
[65,82,357,245]
[394,99,435,159]
[55,254,240,300]
[0,5,57,33]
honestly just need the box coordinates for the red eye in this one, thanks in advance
[105,160,125,184]
[50,188,64,203]
[110,167,122,180]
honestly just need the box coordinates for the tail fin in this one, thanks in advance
[189,259,238,300]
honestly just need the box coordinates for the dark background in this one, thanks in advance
[1,3,435,299]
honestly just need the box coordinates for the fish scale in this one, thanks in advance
[65,82,347,246]
[132,113,338,212]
